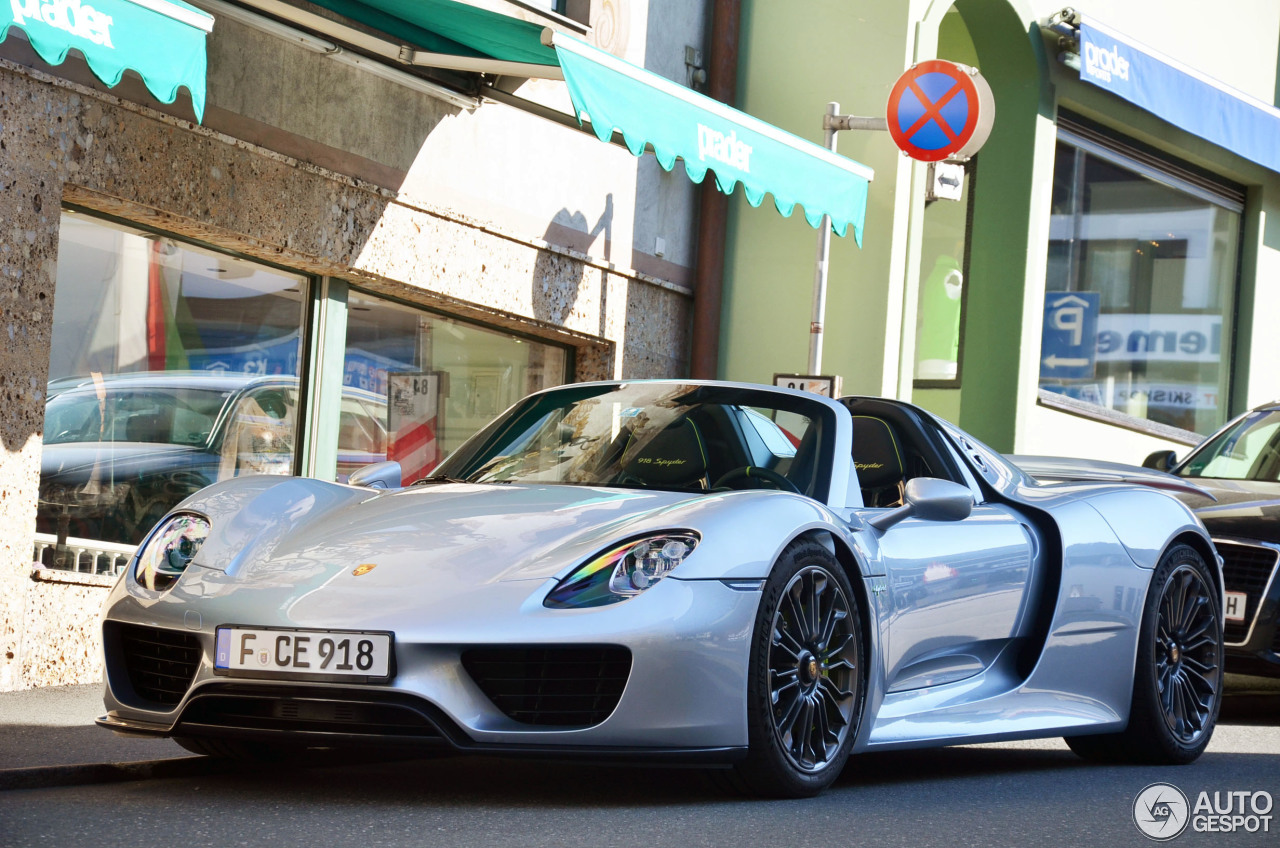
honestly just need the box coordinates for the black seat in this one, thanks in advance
[125,412,169,443]
[619,419,710,490]
[850,415,905,507]
[785,425,821,497]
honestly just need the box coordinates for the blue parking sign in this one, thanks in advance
[1041,292,1099,380]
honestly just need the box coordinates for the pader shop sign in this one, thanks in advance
[9,0,113,47]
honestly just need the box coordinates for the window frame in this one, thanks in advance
[55,205,318,476]
[1038,115,1247,439]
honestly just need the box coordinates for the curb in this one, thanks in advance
[0,756,230,791]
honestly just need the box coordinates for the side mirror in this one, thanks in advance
[1142,450,1178,472]
[868,477,975,533]
[348,460,402,489]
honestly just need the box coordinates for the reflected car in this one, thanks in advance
[98,380,1224,798]
[38,372,387,548]
[1015,404,1280,679]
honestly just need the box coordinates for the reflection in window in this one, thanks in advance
[913,180,968,383]
[1040,129,1241,435]
[341,291,569,484]
[37,212,308,564]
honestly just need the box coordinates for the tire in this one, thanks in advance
[1065,543,1222,764]
[723,539,865,798]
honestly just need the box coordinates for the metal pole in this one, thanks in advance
[690,0,741,379]
[809,102,839,375]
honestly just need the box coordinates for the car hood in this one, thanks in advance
[159,480,728,633]
[40,441,213,482]
[1005,454,1216,500]
[176,477,700,592]
[1175,478,1280,541]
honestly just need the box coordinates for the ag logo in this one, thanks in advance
[1134,783,1190,840]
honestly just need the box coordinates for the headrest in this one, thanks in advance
[126,412,168,443]
[620,419,708,486]
[851,416,904,489]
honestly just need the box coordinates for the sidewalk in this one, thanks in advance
[0,683,194,789]
[3,679,1276,792]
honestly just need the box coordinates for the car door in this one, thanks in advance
[840,402,1036,693]
[874,503,1035,692]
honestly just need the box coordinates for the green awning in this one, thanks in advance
[1,0,213,121]
[264,2,874,239]
[308,0,560,75]
[546,32,872,242]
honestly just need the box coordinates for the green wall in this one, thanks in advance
[721,0,1280,453]
[721,0,914,396]
[722,0,1052,450]
[951,0,1054,450]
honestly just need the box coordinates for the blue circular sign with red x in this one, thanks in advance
[886,60,994,162]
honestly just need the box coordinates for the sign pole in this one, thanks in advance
[809,102,839,375]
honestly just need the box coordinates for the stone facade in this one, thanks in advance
[0,3,695,688]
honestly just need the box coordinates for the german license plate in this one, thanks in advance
[1223,591,1247,624]
[215,627,393,680]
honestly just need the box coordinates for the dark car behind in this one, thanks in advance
[38,372,387,555]
[1012,409,1280,679]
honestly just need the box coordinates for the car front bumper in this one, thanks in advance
[100,575,763,757]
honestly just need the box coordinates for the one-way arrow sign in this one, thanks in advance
[1042,355,1090,368]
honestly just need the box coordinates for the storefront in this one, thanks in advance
[1,0,877,689]
[35,209,573,562]
[719,0,1280,465]
[0,0,687,689]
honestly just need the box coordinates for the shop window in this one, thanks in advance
[1040,122,1242,436]
[912,9,976,388]
[341,291,569,484]
[913,163,971,385]
[37,211,309,564]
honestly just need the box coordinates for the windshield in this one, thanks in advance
[435,382,834,497]
[43,387,233,447]
[1178,409,1280,481]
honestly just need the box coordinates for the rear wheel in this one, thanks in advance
[1065,543,1222,764]
[723,539,865,797]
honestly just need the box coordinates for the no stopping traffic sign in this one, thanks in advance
[886,60,995,162]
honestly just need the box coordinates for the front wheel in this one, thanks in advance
[1066,543,1222,764]
[724,539,865,797]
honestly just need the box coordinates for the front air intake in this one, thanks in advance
[462,645,631,727]
[1215,541,1279,644]
[114,623,201,707]
[178,687,445,738]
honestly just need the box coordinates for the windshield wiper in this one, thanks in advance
[411,474,471,486]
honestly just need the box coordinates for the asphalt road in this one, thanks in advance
[2,693,1277,848]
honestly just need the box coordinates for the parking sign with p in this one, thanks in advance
[1041,292,1100,380]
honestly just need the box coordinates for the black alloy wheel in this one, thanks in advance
[1065,543,1222,764]
[769,565,859,771]
[1154,560,1221,745]
[724,539,864,797]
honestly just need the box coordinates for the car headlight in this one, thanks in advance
[544,532,699,609]
[135,513,210,591]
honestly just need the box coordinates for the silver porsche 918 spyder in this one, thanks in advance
[97,380,1225,797]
